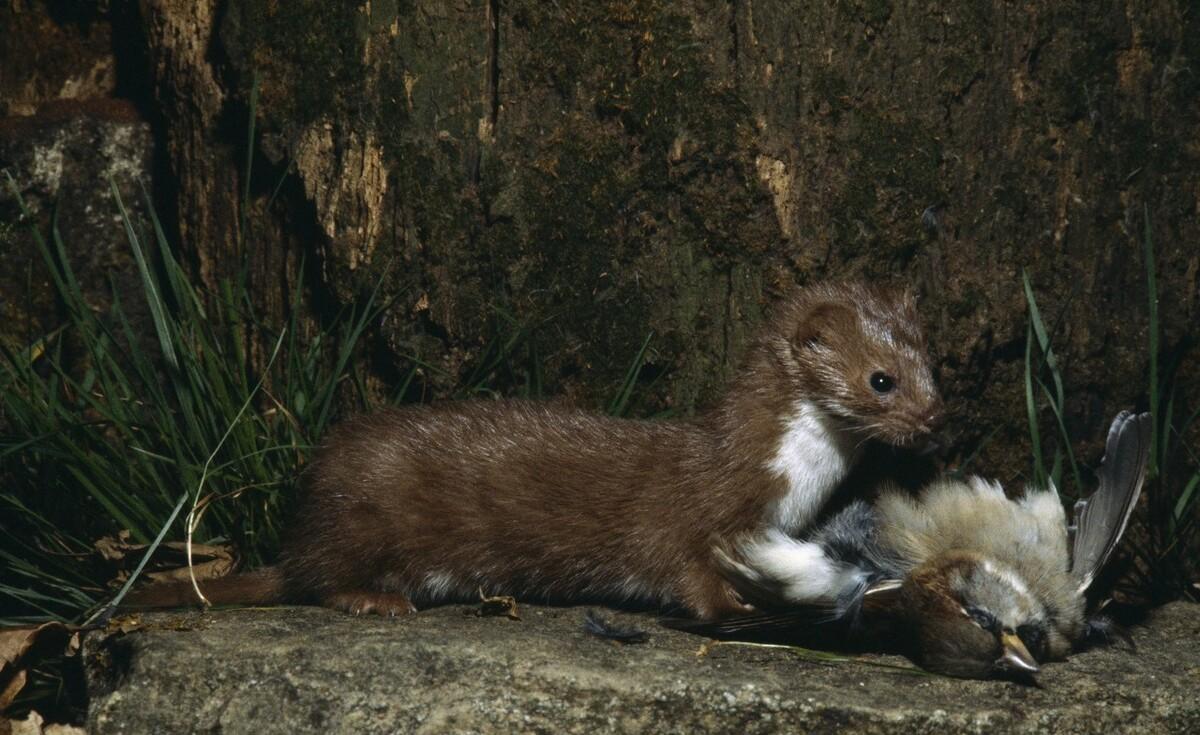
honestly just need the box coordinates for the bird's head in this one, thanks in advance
[899,551,1065,680]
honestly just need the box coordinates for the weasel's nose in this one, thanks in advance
[910,404,946,455]
[922,402,946,433]
[914,433,945,457]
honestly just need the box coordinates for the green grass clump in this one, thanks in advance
[0,166,662,630]
[1023,210,1199,603]
[0,171,384,626]
[1022,269,1082,498]
[1130,209,1199,602]
[0,159,660,720]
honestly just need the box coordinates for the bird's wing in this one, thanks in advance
[660,606,837,637]
[661,578,903,637]
[1070,411,1152,594]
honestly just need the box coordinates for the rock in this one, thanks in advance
[84,602,1200,734]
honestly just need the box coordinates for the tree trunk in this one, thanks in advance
[2,0,1197,483]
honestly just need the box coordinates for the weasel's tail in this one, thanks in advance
[122,567,286,609]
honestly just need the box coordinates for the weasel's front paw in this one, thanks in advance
[324,591,418,617]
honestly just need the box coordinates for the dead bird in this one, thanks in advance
[681,411,1151,680]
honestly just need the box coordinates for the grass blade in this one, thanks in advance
[1143,205,1160,478]
[111,177,179,372]
[608,331,653,417]
[1024,322,1045,486]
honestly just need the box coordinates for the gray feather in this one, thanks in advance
[662,605,839,636]
[1070,411,1152,593]
[809,500,907,581]
[712,501,905,625]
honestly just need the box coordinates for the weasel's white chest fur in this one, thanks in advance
[765,400,859,535]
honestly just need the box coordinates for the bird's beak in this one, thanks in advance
[995,632,1040,674]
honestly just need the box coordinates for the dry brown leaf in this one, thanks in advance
[157,542,232,565]
[0,622,71,710]
[143,556,235,585]
[63,634,79,660]
[103,615,142,636]
[475,588,521,620]
[0,628,35,668]
[95,533,232,569]
[4,710,86,735]
[6,710,39,735]
[0,669,27,711]
[0,623,70,671]
[94,532,234,588]
[92,530,134,562]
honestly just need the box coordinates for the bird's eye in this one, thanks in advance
[869,372,895,393]
[965,606,998,632]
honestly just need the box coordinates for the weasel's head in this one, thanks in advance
[774,283,942,447]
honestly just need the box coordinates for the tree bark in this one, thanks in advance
[2,0,1197,484]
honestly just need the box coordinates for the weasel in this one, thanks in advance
[128,283,942,620]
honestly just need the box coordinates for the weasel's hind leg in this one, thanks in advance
[323,591,417,617]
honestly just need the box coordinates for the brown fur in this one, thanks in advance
[128,283,940,620]
[125,568,285,608]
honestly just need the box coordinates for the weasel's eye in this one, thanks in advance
[869,372,895,393]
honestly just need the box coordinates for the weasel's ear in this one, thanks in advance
[793,301,854,349]
[895,288,920,323]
